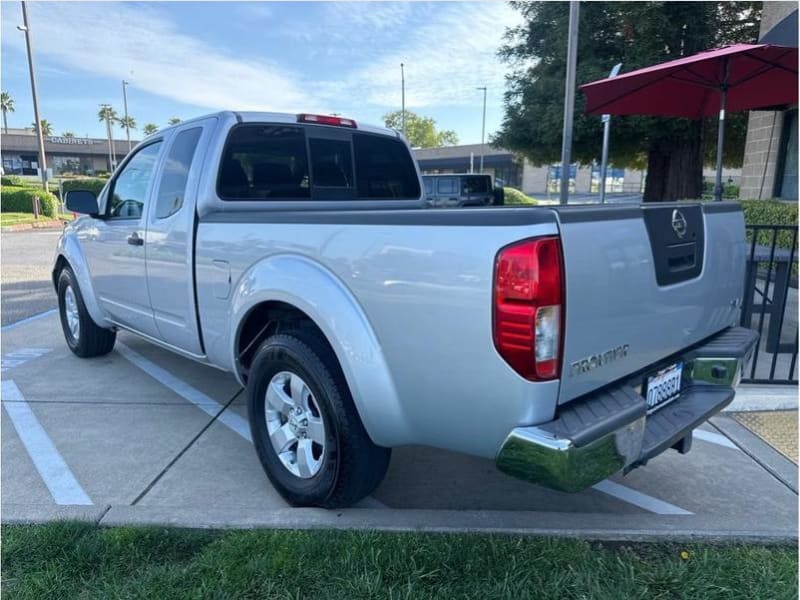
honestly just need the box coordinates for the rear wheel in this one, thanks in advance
[247,329,391,508]
[57,267,116,358]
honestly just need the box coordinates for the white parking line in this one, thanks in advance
[116,343,252,442]
[592,480,693,515]
[1,309,57,332]
[2,380,93,506]
[117,342,387,508]
[693,429,740,450]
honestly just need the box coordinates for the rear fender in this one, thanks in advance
[229,254,407,447]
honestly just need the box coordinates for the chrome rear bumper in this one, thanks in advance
[496,326,757,492]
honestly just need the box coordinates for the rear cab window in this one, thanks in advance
[217,123,420,201]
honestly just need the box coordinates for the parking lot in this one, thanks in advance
[2,300,797,541]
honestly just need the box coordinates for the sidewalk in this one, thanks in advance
[733,410,798,463]
[725,384,797,462]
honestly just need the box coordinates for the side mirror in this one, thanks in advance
[65,190,99,216]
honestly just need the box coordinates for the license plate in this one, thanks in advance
[644,362,683,413]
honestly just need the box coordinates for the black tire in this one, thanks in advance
[247,329,391,508]
[57,267,116,358]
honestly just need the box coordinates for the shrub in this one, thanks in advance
[740,199,797,251]
[60,177,107,199]
[1,175,25,186]
[503,187,538,205]
[1,185,58,217]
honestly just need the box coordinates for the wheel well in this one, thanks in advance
[236,301,335,382]
[52,255,68,289]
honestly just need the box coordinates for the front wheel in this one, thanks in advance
[247,329,391,508]
[57,267,116,358]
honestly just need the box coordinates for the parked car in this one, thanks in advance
[55,111,756,508]
[422,173,501,207]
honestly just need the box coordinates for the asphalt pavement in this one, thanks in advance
[1,229,61,326]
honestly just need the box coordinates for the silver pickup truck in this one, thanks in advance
[55,111,757,508]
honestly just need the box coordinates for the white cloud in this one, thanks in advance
[347,2,520,109]
[2,1,326,114]
[2,2,522,120]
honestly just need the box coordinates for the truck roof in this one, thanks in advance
[147,111,399,140]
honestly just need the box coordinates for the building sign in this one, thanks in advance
[48,136,98,145]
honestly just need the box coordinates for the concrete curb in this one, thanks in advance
[1,220,67,232]
[2,504,795,544]
[724,385,797,412]
[711,415,798,493]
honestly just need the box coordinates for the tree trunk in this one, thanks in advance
[2,110,6,134]
[643,121,704,202]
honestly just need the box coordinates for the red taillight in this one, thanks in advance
[297,113,357,128]
[493,236,564,381]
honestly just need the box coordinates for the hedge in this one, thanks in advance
[60,178,108,199]
[739,199,797,251]
[1,175,25,186]
[504,187,538,205]
[1,185,58,217]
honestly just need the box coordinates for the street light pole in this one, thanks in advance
[19,1,48,192]
[400,63,406,138]
[122,80,131,153]
[477,86,487,173]
[559,0,580,205]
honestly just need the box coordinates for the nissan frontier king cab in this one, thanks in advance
[55,111,757,508]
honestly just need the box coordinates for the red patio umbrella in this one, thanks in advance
[580,43,798,200]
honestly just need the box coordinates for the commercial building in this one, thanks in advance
[739,1,798,201]
[1,128,135,176]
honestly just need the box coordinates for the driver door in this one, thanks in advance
[81,140,163,337]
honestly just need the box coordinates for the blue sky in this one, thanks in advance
[1,1,523,144]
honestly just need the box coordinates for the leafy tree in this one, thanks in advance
[495,1,761,201]
[32,119,53,136]
[383,110,459,148]
[142,123,158,136]
[1,91,14,134]
[62,131,75,137]
[168,117,181,125]
[117,115,136,131]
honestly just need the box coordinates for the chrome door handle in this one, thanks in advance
[127,232,144,246]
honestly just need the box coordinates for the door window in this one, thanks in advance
[108,142,162,219]
[155,128,202,218]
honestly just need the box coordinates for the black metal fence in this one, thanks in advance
[740,224,798,384]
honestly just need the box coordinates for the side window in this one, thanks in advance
[155,128,202,218]
[437,177,457,195]
[423,178,433,195]
[218,125,309,200]
[108,142,162,219]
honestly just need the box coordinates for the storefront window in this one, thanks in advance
[777,109,797,201]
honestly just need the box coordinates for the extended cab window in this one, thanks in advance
[156,127,202,218]
[218,125,310,200]
[108,142,162,219]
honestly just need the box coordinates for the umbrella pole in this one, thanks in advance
[714,59,730,202]
[713,90,727,202]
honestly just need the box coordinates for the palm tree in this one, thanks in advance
[117,115,136,151]
[32,119,54,136]
[62,131,75,137]
[98,105,119,169]
[142,123,158,136]
[1,91,15,134]
[168,117,181,126]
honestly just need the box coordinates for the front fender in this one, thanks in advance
[229,254,408,447]
[54,228,109,328]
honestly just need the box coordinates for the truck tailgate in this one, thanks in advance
[553,202,746,403]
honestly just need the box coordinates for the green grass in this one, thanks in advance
[2,522,796,599]
[0,212,73,226]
